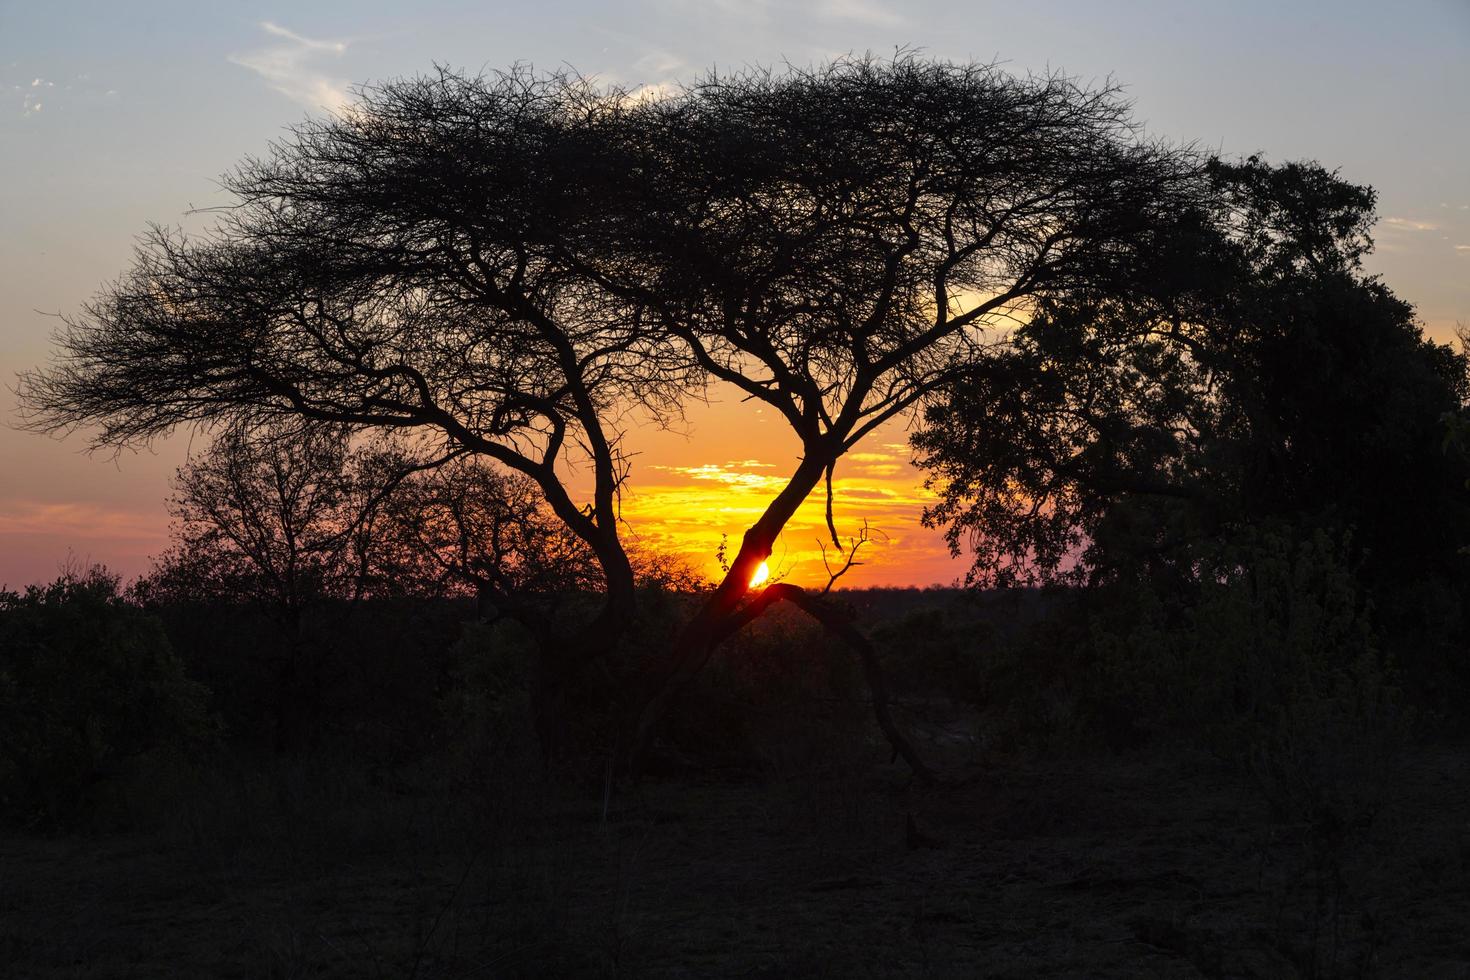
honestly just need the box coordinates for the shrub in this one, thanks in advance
[1086,526,1410,827]
[0,567,214,828]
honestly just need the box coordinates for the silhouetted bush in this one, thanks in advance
[0,567,214,828]
[142,595,474,760]
[1081,525,1399,758]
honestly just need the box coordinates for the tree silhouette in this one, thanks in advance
[594,58,1202,745]
[24,67,682,707]
[141,422,470,747]
[21,57,1206,770]
[373,454,601,615]
[146,423,385,616]
[913,157,1470,592]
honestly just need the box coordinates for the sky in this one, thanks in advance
[2,0,1468,589]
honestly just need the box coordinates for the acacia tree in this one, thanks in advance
[21,57,1203,772]
[598,59,1203,744]
[28,69,681,693]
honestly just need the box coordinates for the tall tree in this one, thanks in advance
[604,59,1202,736]
[25,68,682,692]
[913,157,1470,592]
[21,58,1204,769]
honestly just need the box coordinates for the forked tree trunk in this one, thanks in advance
[629,452,937,782]
[633,454,830,752]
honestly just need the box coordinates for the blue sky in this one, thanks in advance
[2,0,1467,586]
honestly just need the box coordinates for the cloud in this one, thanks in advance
[815,0,905,27]
[1381,216,1440,233]
[625,80,682,104]
[651,462,789,490]
[16,76,52,116]
[0,500,161,542]
[11,72,124,117]
[841,487,899,501]
[632,49,686,77]
[588,25,688,102]
[229,21,351,111]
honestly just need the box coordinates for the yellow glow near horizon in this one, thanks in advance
[749,561,771,589]
[569,395,960,588]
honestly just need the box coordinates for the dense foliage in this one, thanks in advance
[0,568,213,827]
[914,158,1469,593]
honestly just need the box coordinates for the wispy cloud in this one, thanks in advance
[1381,216,1440,233]
[651,461,788,490]
[632,49,687,77]
[625,80,682,104]
[229,21,350,111]
[0,499,161,542]
[9,72,120,117]
[589,25,688,102]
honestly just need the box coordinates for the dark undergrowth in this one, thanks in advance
[3,563,1469,977]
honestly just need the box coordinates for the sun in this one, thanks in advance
[749,561,771,589]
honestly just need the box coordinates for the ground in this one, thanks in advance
[4,740,1468,978]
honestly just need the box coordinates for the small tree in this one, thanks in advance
[374,454,602,610]
[148,423,376,614]
[142,422,465,747]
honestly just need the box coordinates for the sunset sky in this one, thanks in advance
[3,0,1468,589]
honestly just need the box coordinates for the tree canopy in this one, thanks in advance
[21,56,1215,768]
[913,156,1470,590]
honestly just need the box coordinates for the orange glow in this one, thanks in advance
[749,561,770,589]
[606,396,960,588]
[0,389,963,589]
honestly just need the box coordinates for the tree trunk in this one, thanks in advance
[530,526,639,763]
[631,451,832,765]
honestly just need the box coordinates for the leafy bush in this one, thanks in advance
[0,567,214,828]
[1086,526,1409,827]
